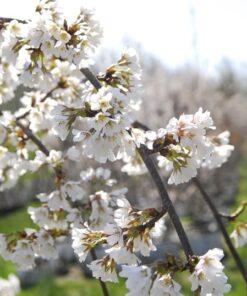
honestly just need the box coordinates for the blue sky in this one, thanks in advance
[2,0,247,73]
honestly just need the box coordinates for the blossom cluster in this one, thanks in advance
[0,167,114,270]
[0,0,239,295]
[120,265,182,296]
[230,223,247,248]
[53,47,142,163]
[125,108,234,185]
[70,179,167,282]
[0,0,102,94]
[0,0,233,184]
[189,248,231,295]
[0,274,20,296]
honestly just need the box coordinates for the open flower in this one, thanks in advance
[230,223,247,248]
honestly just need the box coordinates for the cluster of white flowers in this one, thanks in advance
[0,164,163,275]
[129,108,234,185]
[0,62,18,104]
[0,274,20,296]
[0,112,45,190]
[51,48,142,163]
[0,229,58,270]
[189,248,231,295]
[0,1,238,295]
[230,223,247,248]
[120,265,182,295]
[71,187,167,282]
[0,109,64,190]
[0,0,102,92]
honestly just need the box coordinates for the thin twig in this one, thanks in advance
[0,17,25,23]
[219,201,247,221]
[81,68,102,90]
[138,145,194,260]
[193,178,247,282]
[15,120,49,156]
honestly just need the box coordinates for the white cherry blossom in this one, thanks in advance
[230,223,247,248]
[0,274,20,296]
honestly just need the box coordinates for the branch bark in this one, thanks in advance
[15,121,50,156]
[193,178,247,282]
[138,145,194,260]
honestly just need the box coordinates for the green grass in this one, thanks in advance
[0,159,247,295]
[18,276,126,296]
[0,205,37,234]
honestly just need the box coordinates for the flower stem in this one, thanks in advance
[193,178,247,282]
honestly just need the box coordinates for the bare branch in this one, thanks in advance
[81,68,102,90]
[138,145,194,260]
[193,178,247,282]
[15,120,49,156]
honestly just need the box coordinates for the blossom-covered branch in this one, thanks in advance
[0,1,241,295]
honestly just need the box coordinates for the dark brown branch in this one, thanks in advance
[138,145,194,260]
[81,68,102,90]
[193,178,247,282]
[90,249,110,296]
[15,120,49,156]
[132,121,149,131]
